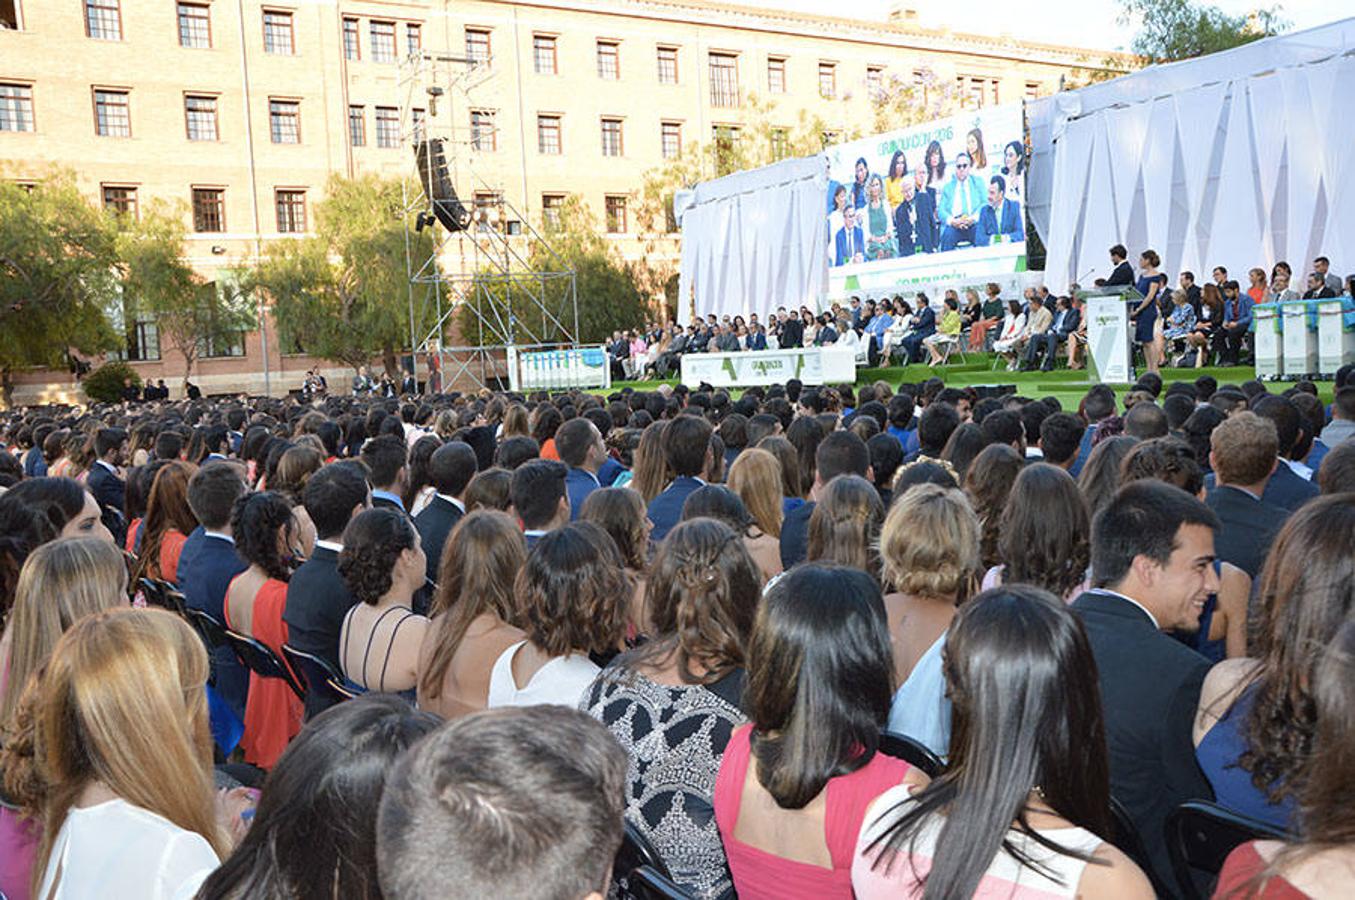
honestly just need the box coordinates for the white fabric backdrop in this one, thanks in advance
[1027,18,1355,289]
[677,155,827,326]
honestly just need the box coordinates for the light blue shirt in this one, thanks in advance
[886,632,950,759]
[371,488,405,511]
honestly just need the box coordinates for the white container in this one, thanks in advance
[1316,299,1355,376]
[1281,301,1319,378]
[1252,304,1283,379]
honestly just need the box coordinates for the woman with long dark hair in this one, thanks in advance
[854,586,1153,898]
[924,140,946,186]
[131,460,197,586]
[963,443,1023,571]
[988,463,1091,601]
[715,565,929,897]
[807,475,883,578]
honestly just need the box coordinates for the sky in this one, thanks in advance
[746,0,1352,52]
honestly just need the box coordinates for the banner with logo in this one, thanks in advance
[1083,294,1132,384]
[507,346,611,392]
[680,347,856,388]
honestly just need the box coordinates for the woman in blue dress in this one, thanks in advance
[1131,249,1168,375]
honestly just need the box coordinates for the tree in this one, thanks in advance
[243,174,434,375]
[1119,0,1287,64]
[115,202,253,389]
[0,173,121,406]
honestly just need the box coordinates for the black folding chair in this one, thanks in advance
[628,866,695,900]
[184,606,230,649]
[879,730,945,778]
[282,644,358,710]
[223,629,306,701]
[140,578,187,616]
[1108,797,1175,899]
[1166,800,1290,900]
[612,821,674,900]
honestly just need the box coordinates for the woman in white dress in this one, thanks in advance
[992,299,1030,371]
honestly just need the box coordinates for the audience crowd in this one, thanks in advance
[0,355,1353,900]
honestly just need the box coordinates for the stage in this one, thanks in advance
[679,346,858,388]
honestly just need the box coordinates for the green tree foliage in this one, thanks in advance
[0,174,120,406]
[243,174,434,375]
[82,360,140,404]
[1119,0,1287,64]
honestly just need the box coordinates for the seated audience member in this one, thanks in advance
[360,435,409,512]
[1022,295,1080,372]
[463,467,514,512]
[648,414,715,542]
[417,511,527,718]
[25,609,250,898]
[806,475,884,577]
[1193,497,1355,830]
[412,441,476,583]
[337,508,430,696]
[376,706,627,900]
[781,431,872,570]
[492,434,539,470]
[716,565,929,898]
[879,484,981,756]
[197,695,438,900]
[727,449,785,581]
[1076,435,1139,517]
[404,436,441,518]
[988,463,1091,601]
[992,300,1030,371]
[963,443,1024,571]
[1207,411,1287,579]
[283,461,370,719]
[579,487,652,632]
[130,461,197,587]
[867,432,906,504]
[1039,412,1086,471]
[855,586,1153,899]
[0,477,113,611]
[1317,441,1355,494]
[557,417,610,520]
[1123,401,1169,440]
[584,519,761,899]
[509,459,570,547]
[1215,618,1355,897]
[1249,395,1320,513]
[225,491,306,768]
[682,486,778,589]
[177,462,249,717]
[489,522,628,709]
[1071,480,1220,889]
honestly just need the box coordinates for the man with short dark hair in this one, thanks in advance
[910,400,960,463]
[361,434,409,512]
[1039,412,1086,470]
[1123,402,1169,440]
[1072,480,1220,889]
[980,408,1025,456]
[414,441,477,581]
[376,706,627,900]
[154,430,184,461]
[1023,295,1080,372]
[1206,411,1286,578]
[647,414,714,543]
[494,435,540,470]
[556,417,608,519]
[284,461,371,718]
[1317,441,1355,494]
[511,459,570,547]
[1314,255,1342,294]
[1095,244,1133,287]
[779,430,872,569]
[87,427,129,540]
[1249,395,1320,511]
[1213,280,1253,366]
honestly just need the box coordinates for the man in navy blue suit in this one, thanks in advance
[414,441,477,582]
[974,175,1024,247]
[86,426,128,545]
[898,294,936,364]
[557,417,608,519]
[1247,396,1319,513]
[834,206,865,266]
[511,460,570,548]
[178,461,250,720]
[647,414,714,543]
[911,171,941,254]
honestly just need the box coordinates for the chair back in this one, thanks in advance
[1108,796,1175,898]
[1166,800,1290,900]
[879,731,945,779]
[185,606,230,649]
[282,644,358,708]
[223,629,306,701]
[612,821,673,900]
[628,866,695,900]
[140,578,187,616]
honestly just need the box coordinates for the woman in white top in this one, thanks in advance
[30,608,252,900]
[853,585,1153,899]
[992,298,1030,370]
[487,521,631,709]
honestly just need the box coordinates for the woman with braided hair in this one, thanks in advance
[582,517,762,900]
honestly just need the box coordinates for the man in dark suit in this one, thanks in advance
[1071,480,1220,892]
[778,311,804,348]
[86,426,128,544]
[1206,411,1287,579]
[834,206,865,266]
[557,418,607,520]
[284,461,370,719]
[780,430,872,569]
[1095,244,1134,287]
[414,441,477,582]
[892,179,918,257]
[974,175,1024,246]
[361,434,409,513]
[511,460,570,548]
[178,461,250,720]
[1022,296,1081,372]
[746,326,768,351]
[647,414,714,543]
[898,295,936,364]
[714,325,741,353]
[912,176,940,253]
[1252,395,1320,512]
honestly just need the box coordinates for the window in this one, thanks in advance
[411,107,425,139]
[537,114,561,154]
[269,99,300,143]
[275,189,306,233]
[123,319,161,362]
[200,329,245,358]
[600,117,622,157]
[93,89,130,137]
[913,69,930,104]
[604,195,627,234]
[342,17,359,60]
[769,127,788,160]
[533,35,556,74]
[1025,81,1042,100]
[184,94,217,141]
[348,104,365,146]
[660,121,681,160]
[192,187,225,232]
[465,27,490,65]
[1,0,20,30]
[0,83,34,132]
[375,106,398,147]
[866,65,883,96]
[263,9,293,55]
[101,184,137,219]
[370,20,395,63]
[470,109,496,151]
[177,3,210,48]
[767,56,786,93]
[596,41,619,80]
[84,0,121,40]
[713,124,740,174]
[472,191,502,231]
[657,46,677,84]
[406,23,421,57]
[959,75,999,108]
[541,193,564,230]
[818,62,836,99]
[709,53,738,107]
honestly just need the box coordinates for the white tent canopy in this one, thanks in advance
[1027,18,1355,290]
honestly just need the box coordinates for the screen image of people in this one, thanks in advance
[826,105,1026,272]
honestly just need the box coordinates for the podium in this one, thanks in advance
[1077,287,1139,383]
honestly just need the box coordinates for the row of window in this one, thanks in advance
[99,183,306,235]
[342,16,420,63]
[76,1,297,54]
[117,317,246,362]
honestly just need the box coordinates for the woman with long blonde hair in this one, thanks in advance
[727,448,784,540]
[630,420,671,504]
[806,475,884,577]
[130,460,197,587]
[32,608,249,898]
[500,404,530,439]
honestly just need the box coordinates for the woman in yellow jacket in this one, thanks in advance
[924,296,964,366]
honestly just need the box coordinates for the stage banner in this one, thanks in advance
[507,346,611,392]
[681,347,856,388]
[826,104,1027,299]
[1082,292,1133,384]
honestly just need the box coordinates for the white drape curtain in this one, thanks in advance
[677,155,827,326]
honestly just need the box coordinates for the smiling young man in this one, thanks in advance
[1071,479,1221,891]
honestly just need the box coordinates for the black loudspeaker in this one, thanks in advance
[414,138,471,232]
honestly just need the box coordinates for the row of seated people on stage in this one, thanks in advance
[1,367,1354,899]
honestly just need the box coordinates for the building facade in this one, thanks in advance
[0,0,1120,402]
